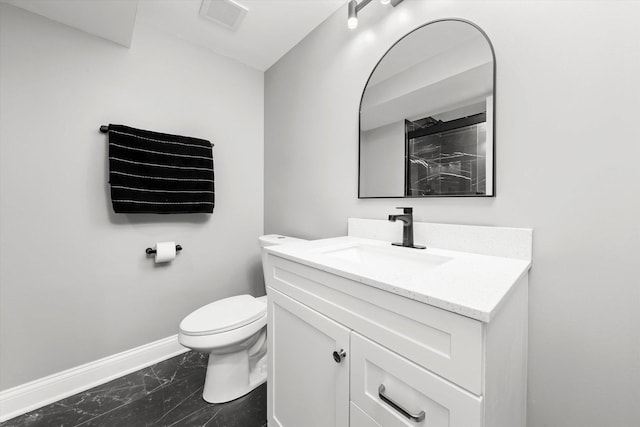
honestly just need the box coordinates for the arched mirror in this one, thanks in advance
[359,19,495,198]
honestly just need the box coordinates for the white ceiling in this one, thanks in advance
[137,0,346,71]
[1,0,139,47]
[2,0,346,71]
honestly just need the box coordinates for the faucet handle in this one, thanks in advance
[395,207,413,214]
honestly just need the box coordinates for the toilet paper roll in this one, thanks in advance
[155,241,176,263]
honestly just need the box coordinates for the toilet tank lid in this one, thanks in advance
[258,234,307,247]
[179,295,266,336]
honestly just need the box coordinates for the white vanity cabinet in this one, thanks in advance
[266,252,529,427]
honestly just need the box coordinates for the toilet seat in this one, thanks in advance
[180,294,266,336]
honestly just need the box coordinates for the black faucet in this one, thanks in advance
[388,207,426,249]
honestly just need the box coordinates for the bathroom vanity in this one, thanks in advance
[264,219,532,427]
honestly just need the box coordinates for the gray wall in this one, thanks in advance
[265,1,640,426]
[0,4,264,390]
[360,120,404,197]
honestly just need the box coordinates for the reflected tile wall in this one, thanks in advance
[1,352,267,427]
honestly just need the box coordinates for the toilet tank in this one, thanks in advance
[258,235,307,281]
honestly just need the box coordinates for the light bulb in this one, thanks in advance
[347,0,358,29]
[380,0,391,4]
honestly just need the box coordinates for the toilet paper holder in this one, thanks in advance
[146,245,182,255]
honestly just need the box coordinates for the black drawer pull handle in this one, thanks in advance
[378,384,425,422]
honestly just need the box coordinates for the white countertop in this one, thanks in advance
[266,236,531,322]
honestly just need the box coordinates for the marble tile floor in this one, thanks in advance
[1,351,267,427]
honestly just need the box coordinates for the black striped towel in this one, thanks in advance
[107,124,214,214]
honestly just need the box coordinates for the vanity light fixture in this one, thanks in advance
[347,0,404,30]
[348,0,359,29]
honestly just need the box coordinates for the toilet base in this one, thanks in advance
[202,351,267,403]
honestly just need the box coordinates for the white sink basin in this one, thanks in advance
[320,243,453,275]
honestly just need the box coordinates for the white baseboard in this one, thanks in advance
[0,335,189,423]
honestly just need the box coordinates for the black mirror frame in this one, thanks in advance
[358,18,497,199]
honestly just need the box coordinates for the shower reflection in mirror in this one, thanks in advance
[359,19,495,198]
[405,100,490,196]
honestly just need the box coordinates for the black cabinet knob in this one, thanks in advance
[333,349,347,363]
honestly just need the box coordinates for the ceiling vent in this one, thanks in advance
[199,0,249,32]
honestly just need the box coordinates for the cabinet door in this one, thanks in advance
[268,288,350,427]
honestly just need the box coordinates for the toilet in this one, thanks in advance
[178,234,306,403]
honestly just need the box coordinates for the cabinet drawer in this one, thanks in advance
[351,332,482,427]
[267,256,483,394]
[351,402,381,427]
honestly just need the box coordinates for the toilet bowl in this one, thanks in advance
[178,234,306,403]
[179,294,268,403]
